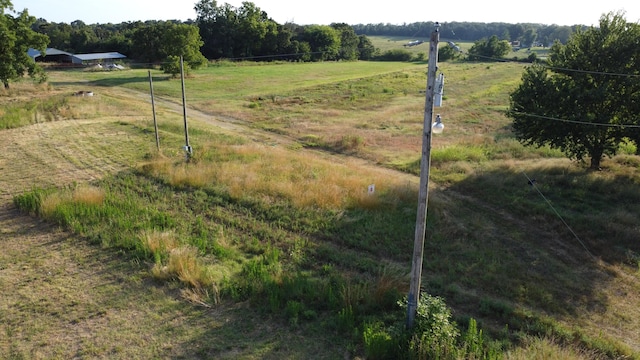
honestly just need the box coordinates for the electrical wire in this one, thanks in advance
[509,111,640,129]
[521,171,596,261]
[448,46,640,78]
[443,46,640,128]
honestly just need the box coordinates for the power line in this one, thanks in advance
[521,171,596,261]
[509,111,640,129]
[450,47,640,79]
[544,65,640,78]
[447,49,640,128]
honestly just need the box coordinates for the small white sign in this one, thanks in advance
[368,184,375,195]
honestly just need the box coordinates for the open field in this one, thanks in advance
[368,35,550,60]
[1,59,640,359]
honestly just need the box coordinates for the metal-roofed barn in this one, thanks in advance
[28,48,75,63]
[72,52,127,65]
[27,48,127,66]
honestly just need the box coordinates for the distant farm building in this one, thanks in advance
[73,52,127,65]
[27,48,127,65]
[28,48,75,63]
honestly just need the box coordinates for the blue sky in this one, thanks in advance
[10,0,640,26]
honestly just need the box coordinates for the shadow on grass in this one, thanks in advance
[50,75,171,88]
[11,164,638,357]
[428,164,640,339]
[90,75,172,87]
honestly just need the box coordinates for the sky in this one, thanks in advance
[10,0,640,27]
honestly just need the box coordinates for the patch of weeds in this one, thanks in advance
[298,134,325,148]
[479,297,514,321]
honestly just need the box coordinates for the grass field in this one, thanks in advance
[1,58,639,359]
[368,35,550,61]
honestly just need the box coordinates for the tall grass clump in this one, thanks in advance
[152,246,202,286]
[140,229,179,261]
[141,143,418,211]
[431,145,488,165]
[0,95,71,129]
[151,245,221,304]
[14,185,106,226]
[505,336,600,360]
[12,187,57,216]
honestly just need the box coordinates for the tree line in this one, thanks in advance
[353,21,577,47]
[29,0,376,66]
[26,1,582,68]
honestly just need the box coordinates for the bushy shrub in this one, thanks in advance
[409,294,459,359]
[376,49,414,62]
[363,321,398,360]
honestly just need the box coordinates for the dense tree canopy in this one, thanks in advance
[508,12,640,169]
[0,0,48,88]
[195,0,293,60]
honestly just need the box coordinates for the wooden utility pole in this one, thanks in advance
[180,56,192,158]
[406,22,440,329]
[148,70,160,151]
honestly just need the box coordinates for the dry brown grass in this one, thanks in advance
[141,229,179,257]
[505,336,600,360]
[39,185,105,218]
[142,143,418,211]
[71,185,105,205]
[39,192,64,218]
[151,246,219,301]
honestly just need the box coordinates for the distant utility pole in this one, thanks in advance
[406,22,440,329]
[180,56,192,159]
[148,70,160,151]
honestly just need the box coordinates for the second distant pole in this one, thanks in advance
[180,55,192,159]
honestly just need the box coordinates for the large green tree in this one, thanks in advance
[160,25,208,76]
[508,12,640,169]
[467,35,511,61]
[331,23,359,61]
[131,21,206,74]
[357,34,376,60]
[0,1,49,88]
[301,25,340,61]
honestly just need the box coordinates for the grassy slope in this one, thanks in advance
[1,59,640,359]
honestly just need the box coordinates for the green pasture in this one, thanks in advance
[4,59,640,359]
[46,60,532,169]
[367,35,548,60]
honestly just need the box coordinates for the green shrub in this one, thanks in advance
[409,294,459,359]
[13,188,53,215]
[376,49,414,62]
[363,321,397,360]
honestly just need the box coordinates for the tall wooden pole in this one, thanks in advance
[148,70,160,151]
[180,56,192,158]
[406,22,440,329]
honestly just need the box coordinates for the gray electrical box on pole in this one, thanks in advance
[406,22,440,329]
